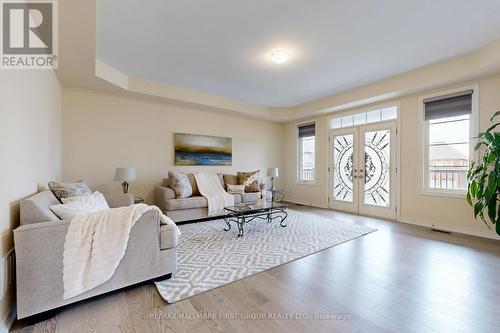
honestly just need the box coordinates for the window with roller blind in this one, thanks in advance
[297,122,316,184]
[422,88,476,195]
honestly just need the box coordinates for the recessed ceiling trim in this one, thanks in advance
[97,0,500,107]
[59,0,500,123]
[95,38,500,123]
[277,38,500,121]
[95,60,274,121]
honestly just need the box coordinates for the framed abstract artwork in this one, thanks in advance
[174,133,232,166]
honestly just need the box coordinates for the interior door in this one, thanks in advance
[330,127,359,213]
[358,122,397,219]
[330,121,397,220]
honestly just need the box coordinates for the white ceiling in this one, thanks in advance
[96,0,500,108]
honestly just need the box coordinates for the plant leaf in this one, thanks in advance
[470,180,478,197]
[466,191,472,206]
[485,131,495,143]
[474,202,483,219]
[490,110,500,121]
[487,196,497,223]
[467,111,500,231]
[474,141,487,151]
[485,173,496,202]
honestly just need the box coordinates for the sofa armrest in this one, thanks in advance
[155,185,175,211]
[14,210,163,318]
[104,193,134,208]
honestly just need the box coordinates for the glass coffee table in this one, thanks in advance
[223,202,288,237]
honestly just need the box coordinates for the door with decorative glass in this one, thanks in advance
[330,121,397,220]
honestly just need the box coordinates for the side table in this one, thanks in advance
[271,189,285,203]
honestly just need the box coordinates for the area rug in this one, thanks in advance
[155,209,376,303]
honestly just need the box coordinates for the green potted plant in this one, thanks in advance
[466,111,500,235]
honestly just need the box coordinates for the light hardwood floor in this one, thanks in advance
[11,205,500,333]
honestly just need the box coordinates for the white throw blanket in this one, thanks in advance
[63,204,180,299]
[194,172,234,214]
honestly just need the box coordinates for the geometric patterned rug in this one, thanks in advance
[155,208,376,303]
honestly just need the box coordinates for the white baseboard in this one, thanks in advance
[286,202,499,240]
[398,217,500,240]
[285,199,328,209]
[0,306,16,333]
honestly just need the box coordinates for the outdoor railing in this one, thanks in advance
[429,168,468,191]
[301,168,315,182]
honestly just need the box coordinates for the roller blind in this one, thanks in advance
[298,123,315,138]
[424,90,473,120]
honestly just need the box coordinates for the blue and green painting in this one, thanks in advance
[174,133,232,166]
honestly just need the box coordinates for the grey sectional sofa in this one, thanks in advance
[155,173,271,222]
[14,190,179,319]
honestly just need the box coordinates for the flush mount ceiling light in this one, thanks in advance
[270,49,291,64]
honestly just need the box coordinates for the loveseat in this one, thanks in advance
[155,173,272,222]
[14,190,179,319]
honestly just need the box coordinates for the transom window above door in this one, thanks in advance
[330,105,398,129]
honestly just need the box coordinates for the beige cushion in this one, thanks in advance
[240,192,260,203]
[48,181,92,202]
[241,191,272,203]
[237,171,261,193]
[227,184,245,194]
[168,172,192,198]
[166,172,223,196]
[49,192,110,220]
[165,194,241,210]
[20,191,61,225]
[165,196,207,210]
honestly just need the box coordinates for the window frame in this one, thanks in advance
[296,121,317,185]
[419,84,479,198]
[329,103,399,130]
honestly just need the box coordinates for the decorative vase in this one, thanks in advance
[256,190,264,206]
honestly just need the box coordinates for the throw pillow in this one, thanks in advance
[223,174,238,189]
[49,191,110,220]
[186,173,200,196]
[48,180,92,202]
[168,171,193,198]
[237,171,261,193]
[227,184,246,194]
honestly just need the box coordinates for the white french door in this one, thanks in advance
[330,121,397,220]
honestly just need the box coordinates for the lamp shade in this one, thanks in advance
[114,167,136,182]
[267,167,279,178]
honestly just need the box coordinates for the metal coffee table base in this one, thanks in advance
[224,208,288,237]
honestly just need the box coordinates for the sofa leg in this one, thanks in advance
[19,308,59,325]
[153,273,172,282]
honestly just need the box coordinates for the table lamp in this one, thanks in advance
[267,167,279,201]
[114,167,136,194]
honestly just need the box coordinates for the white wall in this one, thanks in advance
[61,87,285,203]
[0,70,61,327]
[283,72,500,238]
